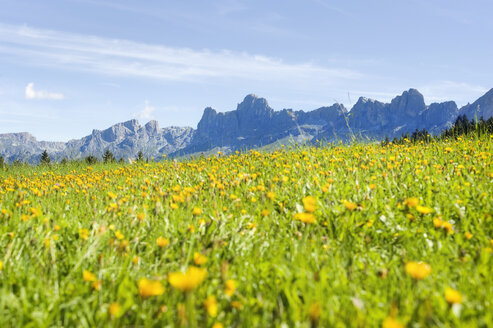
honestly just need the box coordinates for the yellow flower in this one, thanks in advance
[404,197,419,208]
[212,323,224,328]
[442,221,454,234]
[225,279,236,297]
[109,302,121,318]
[83,270,97,282]
[261,209,270,217]
[204,295,218,317]
[192,207,202,216]
[92,280,102,291]
[115,231,124,240]
[266,192,275,200]
[342,200,357,211]
[168,266,207,292]
[79,228,89,240]
[157,237,170,247]
[405,261,432,280]
[464,232,473,240]
[193,252,207,265]
[138,278,165,298]
[445,287,463,304]
[382,317,405,328]
[433,217,443,228]
[302,196,317,213]
[294,212,316,224]
[0,260,3,271]
[416,205,434,214]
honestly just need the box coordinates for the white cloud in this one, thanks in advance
[25,82,64,100]
[135,100,156,120]
[0,23,361,86]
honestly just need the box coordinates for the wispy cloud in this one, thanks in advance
[134,100,156,120]
[0,23,362,85]
[25,82,64,100]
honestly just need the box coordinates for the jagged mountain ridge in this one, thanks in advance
[1,88,492,163]
[0,121,194,163]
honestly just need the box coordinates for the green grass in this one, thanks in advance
[0,136,492,327]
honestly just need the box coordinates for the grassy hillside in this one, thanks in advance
[0,136,492,327]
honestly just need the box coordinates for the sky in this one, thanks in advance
[0,0,492,141]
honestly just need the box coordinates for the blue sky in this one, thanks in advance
[0,0,491,141]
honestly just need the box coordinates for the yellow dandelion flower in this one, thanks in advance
[382,317,405,328]
[92,280,102,291]
[83,270,97,282]
[445,287,463,304]
[442,221,454,234]
[168,266,207,292]
[192,207,202,216]
[405,261,431,280]
[204,295,218,317]
[433,217,443,228]
[302,196,317,213]
[342,200,357,211]
[404,197,419,208]
[79,228,89,240]
[464,232,473,240]
[138,278,165,298]
[115,231,124,240]
[157,237,170,247]
[193,252,207,265]
[225,279,236,297]
[294,212,316,224]
[416,205,434,214]
[109,302,121,318]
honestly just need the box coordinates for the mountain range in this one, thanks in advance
[1,88,492,163]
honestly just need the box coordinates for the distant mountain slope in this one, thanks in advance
[62,120,194,160]
[0,121,194,163]
[0,88,492,163]
[0,132,66,163]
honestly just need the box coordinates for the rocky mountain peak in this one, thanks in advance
[237,94,272,115]
[390,88,426,117]
[144,120,160,135]
[122,119,140,132]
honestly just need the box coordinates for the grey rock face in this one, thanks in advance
[62,120,194,160]
[460,88,493,121]
[178,94,348,155]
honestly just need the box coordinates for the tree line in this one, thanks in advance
[0,150,149,168]
[381,115,493,146]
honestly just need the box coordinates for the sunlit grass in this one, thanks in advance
[0,136,492,327]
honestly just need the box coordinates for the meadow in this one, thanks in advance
[0,136,492,327]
